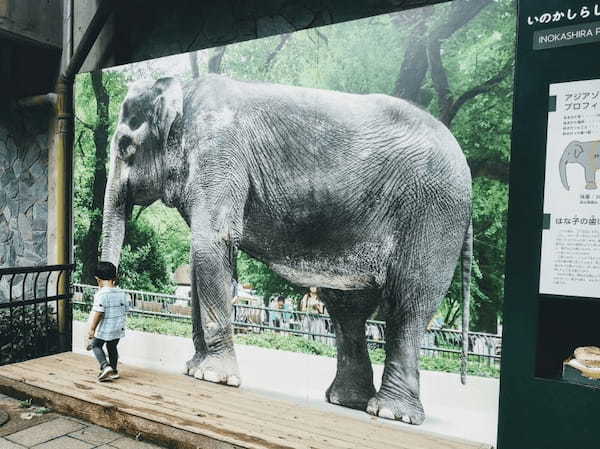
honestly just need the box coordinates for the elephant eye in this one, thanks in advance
[118,136,135,161]
[128,114,143,130]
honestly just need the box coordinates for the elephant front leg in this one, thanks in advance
[184,273,208,375]
[186,234,240,387]
[584,165,598,190]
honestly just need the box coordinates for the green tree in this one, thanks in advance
[236,251,305,305]
[117,217,175,293]
[74,71,127,284]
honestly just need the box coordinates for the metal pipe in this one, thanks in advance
[16,93,57,108]
[53,0,114,344]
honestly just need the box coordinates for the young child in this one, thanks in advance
[87,261,129,382]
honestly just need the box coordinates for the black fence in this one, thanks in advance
[0,264,75,366]
[73,283,501,369]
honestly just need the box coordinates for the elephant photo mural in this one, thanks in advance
[559,140,600,190]
[99,74,473,424]
[74,0,514,429]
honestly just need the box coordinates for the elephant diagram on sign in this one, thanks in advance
[99,74,473,425]
[559,140,600,190]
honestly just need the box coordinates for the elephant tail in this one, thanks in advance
[460,219,473,385]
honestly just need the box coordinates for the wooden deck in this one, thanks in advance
[0,353,493,449]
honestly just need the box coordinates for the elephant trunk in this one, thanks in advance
[100,142,130,267]
[559,153,570,191]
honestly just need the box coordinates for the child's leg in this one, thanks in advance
[91,338,109,369]
[106,339,120,370]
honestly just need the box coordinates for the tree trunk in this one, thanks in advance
[472,299,498,334]
[208,47,226,73]
[189,51,200,78]
[263,34,292,73]
[391,10,430,105]
[80,71,110,284]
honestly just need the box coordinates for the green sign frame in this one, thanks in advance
[498,1,600,448]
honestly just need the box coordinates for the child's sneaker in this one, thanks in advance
[109,370,120,380]
[97,366,114,382]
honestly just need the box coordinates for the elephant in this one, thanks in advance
[559,140,600,190]
[99,74,472,425]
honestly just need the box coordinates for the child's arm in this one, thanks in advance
[88,311,104,339]
[88,291,106,339]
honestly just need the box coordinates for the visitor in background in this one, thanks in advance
[300,287,329,341]
[269,295,291,329]
[87,261,130,382]
[300,287,326,315]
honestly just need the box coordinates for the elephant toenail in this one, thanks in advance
[401,415,411,423]
[227,375,241,387]
[378,408,395,420]
[203,370,222,383]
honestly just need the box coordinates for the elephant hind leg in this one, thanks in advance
[367,212,466,424]
[321,288,380,410]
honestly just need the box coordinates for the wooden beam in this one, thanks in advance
[0,353,493,449]
[0,0,61,49]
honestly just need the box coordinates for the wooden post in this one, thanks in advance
[54,76,73,342]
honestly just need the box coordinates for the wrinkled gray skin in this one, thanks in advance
[559,140,600,190]
[100,75,472,425]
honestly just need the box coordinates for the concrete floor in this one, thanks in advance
[0,392,165,449]
[73,321,499,447]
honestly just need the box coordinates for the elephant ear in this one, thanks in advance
[151,77,183,151]
[573,141,584,159]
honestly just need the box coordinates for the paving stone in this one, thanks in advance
[69,425,121,445]
[61,417,90,426]
[32,435,93,449]
[0,410,8,427]
[5,418,85,447]
[109,437,164,449]
[0,436,26,448]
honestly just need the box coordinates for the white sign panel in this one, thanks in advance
[540,79,600,297]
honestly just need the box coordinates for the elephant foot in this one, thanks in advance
[186,351,241,387]
[326,375,375,410]
[366,392,425,425]
[184,352,206,376]
[586,182,598,190]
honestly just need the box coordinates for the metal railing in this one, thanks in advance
[73,283,501,367]
[1,265,75,366]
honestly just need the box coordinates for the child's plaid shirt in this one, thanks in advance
[92,287,130,341]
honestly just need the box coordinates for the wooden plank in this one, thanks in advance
[0,364,288,449]
[54,355,489,449]
[1,372,312,449]
[32,354,468,449]
[0,354,493,449]
[1,354,491,449]
[1,358,372,449]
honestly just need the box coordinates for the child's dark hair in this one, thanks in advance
[95,261,117,281]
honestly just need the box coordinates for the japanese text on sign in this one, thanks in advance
[528,5,600,26]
